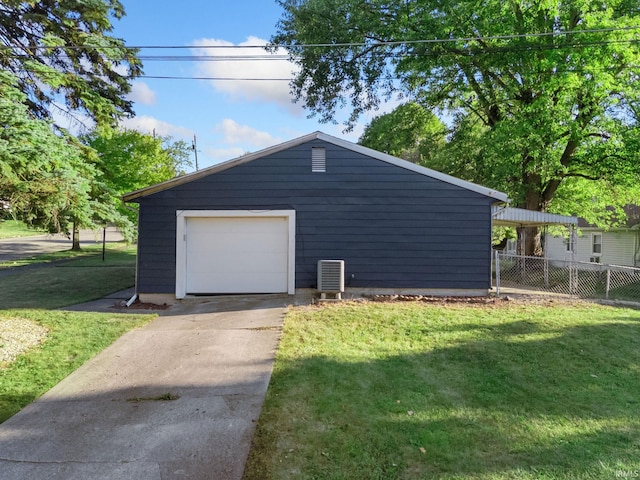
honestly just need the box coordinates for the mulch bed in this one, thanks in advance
[112,300,171,310]
[361,293,585,306]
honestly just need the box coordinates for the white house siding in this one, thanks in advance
[545,230,639,267]
[599,230,637,266]
[545,234,572,262]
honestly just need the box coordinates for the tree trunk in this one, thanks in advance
[71,221,81,251]
[516,226,543,257]
[519,167,545,256]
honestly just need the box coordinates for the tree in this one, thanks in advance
[0,70,94,235]
[273,0,640,254]
[82,128,192,233]
[359,102,446,165]
[0,0,141,127]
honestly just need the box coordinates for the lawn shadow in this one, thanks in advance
[247,319,640,479]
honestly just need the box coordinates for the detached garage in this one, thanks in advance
[123,132,508,303]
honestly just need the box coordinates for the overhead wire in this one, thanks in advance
[2,25,637,50]
[2,26,638,81]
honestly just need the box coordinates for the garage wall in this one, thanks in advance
[135,139,495,294]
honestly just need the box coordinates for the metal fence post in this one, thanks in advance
[606,268,611,299]
[544,258,549,287]
[495,250,501,295]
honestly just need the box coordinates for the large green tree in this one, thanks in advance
[0,70,94,234]
[0,0,141,127]
[273,0,640,253]
[359,102,446,164]
[83,128,192,228]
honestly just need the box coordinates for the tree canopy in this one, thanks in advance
[0,70,94,234]
[0,67,189,245]
[0,0,141,127]
[82,128,192,229]
[274,0,640,252]
[359,102,446,164]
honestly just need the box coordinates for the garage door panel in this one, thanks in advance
[189,272,287,293]
[185,216,289,294]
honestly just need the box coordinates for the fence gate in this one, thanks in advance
[494,252,640,302]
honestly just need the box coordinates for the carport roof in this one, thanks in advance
[123,131,509,203]
[492,206,578,227]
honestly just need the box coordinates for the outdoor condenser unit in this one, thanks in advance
[317,260,345,299]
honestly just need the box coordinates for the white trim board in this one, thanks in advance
[175,210,296,298]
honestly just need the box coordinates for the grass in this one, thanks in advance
[0,219,44,239]
[244,300,640,480]
[0,310,152,422]
[0,242,152,423]
[0,242,125,269]
[0,244,136,309]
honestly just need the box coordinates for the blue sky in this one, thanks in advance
[109,0,393,170]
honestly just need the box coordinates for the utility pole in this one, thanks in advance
[192,134,199,171]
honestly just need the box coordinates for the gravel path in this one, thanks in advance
[0,318,48,366]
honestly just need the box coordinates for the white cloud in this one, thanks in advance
[205,146,247,162]
[215,119,282,149]
[191,36,301,114]
[127,82,157,105]
[120,115,193,138]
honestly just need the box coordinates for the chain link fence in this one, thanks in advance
[494,252,640,302]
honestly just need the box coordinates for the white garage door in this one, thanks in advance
[184,215,290,294]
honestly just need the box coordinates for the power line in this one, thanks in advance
[140,75,292,80]
[134,38,639,61]
[138,63,640,81]
[1,26,638,52]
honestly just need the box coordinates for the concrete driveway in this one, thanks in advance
[0,295,292,479]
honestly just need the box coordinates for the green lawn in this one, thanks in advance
[0,220,44,239]
[0,310,152,422]
[244,300,640,480]
[0,244,137,309]
[0,244,153,423]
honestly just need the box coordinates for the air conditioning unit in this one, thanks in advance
[317,260,345,299]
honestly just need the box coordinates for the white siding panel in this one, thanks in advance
[602,231,636,266]
[545,235,572,261]
[546,230,638,267]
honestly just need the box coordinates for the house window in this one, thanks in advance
[592,233,602,255]
[312,147,326,172]
[564,236,573,252]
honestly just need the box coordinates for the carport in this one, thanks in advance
[491,206,579,255]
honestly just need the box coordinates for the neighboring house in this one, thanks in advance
[545,206,640,267]
[492,206,578,255]
[123,132,508,303]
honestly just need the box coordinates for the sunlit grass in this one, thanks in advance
[0,242,133,269]
[244,301,640,480]
[0,244,136,309]
[0,242,149,424]
[0,219,44,239]
[0,310,153,423]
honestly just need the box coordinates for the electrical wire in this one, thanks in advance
[1,25,636,51]
[3,27,638,82]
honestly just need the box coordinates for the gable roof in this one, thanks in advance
[123,131,509,203]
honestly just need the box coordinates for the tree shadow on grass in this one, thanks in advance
[246,320,640,479]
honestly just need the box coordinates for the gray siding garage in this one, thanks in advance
[124,132,508,301]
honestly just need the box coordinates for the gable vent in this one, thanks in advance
[311,147,326,172]
[317,260,344,299]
